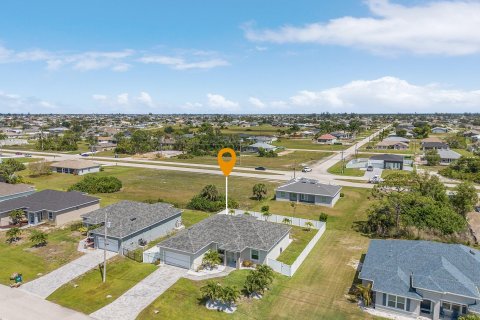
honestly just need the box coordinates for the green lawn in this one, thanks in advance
[327,160,364,177]
[360,139,421,155]
[381,169,412,178]
[16,157,44,163]
[220,124,288,136]
[0,227,84,285]
[276,226,317,265]
[157,150,332,171]
[452,148,475,157]
[274,139,348,151]
[137,187,378,320]
[47,256,157,314]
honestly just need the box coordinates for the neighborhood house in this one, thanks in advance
[316,134,337,144]
[275,178,342,207]
[359,240,480,320]
[0,182,35,202]
[369,154,405,170]
[156,214,291,270]
[50,160,101,175]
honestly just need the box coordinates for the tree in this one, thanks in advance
[220,286,240,307]
[252,183,267,200]
[261,205,271,221]
[355,283,373,307]
[451,181,479,217]
[6,227,22,243]
[290,202,297,218]
[202,249,222,270]
[68,175,122,193]
[28,161,51,177]
[9,209,25,225]
[29,230,48,247]
[200,185,220,201]
[304,221,314,231]
[282,217,291,224]
[200,281,222,302]
[425,149,441,166]
[244,265,275,296]
[459,315,480,320]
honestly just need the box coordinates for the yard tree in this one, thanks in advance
[220,286,240,307]
[29,230,48,247]
[28,161,51,177]
[355,283,373,307]
[200,281,222,302]
[202,249,221,269]
[200,185,220,201]
[261,205,271,221]
[304,221,314,231]
[9,209,25,225]
[252,183,267,200]
[6,227,22,243]
[451,181,479,217]
[425,149,441,166]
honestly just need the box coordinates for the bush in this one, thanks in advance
[319,212,328,222]
[28,161,51,177]
[187,195,238,212]
[29,230,48,247]
[68,175,122,193]
[340,192,345,198]
[242,260,254,268]
[176,153,194,159]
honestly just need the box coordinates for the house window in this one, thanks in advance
[48,212,53,220]
[251,249,259,260]
[280,192,286,197]
[441,302,466,315]
[386,294,407,311]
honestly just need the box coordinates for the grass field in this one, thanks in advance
[327,160,364,177]
[137,187,377,320]
[220,125,288,136]
[47,256,157,314]
[276,226,317,265]
[452,148,475,157]
[0,227,83,285]
[157,151,332,171]
[274,139,349,151]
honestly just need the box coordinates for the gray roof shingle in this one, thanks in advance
[359,240,480,299]
[0,189,99,214]
[276,178,341,197]
[0,182,35,198]
[370,154,404,162]
[158,214,291,254]
[83,201,181,239]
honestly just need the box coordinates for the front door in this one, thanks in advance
[29,213,35,225]
[226,251,236,267]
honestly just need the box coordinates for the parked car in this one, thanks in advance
[24,153,32,158]
[475,206,480,213]
[81,153,90,157]
[255,166,266,171]
[366,165,374,172]
[15,152,22,156]
[302,167,312,172]
[369,175,384,184]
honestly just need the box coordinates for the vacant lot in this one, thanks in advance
[0,227,84,285]
[137,187,377,320]
[327,160,364,177]
[220,124,287,136]
[274,139,348,151]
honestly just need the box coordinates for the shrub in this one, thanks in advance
[28,161,51,177]
[340,192,345,198]
[187,185,239,212]
[242,260,254,268]
[29,230,48,247]
[6,227,22,243]
[319,212,328,222]
[68,175,122,193]
[177,153,194,159]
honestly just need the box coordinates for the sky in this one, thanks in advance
[1,0,480,114]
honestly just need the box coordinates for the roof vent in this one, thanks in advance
[130,217,137,221]
[470,250,476,255]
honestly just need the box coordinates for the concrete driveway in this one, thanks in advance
[363,168,383,180]
[0,284,94,320]
[90,264,186,320]
[21,250,117,298]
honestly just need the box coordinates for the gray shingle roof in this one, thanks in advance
[84,201,181,239]
[359,240,480,299]
[158,214,291,254]
[370,154,404,162]
[0,182,35,197]
[276,178,341,197]
[0,189,99,214]
[437,149,461,160]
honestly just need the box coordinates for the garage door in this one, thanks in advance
[164,250,190,269]
[97,237,119,253]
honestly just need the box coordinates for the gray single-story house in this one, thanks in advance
[275,178,342,207]
[359,240,480,320]
[82,201,182,254]
[50,160,100,175]
[0,182,35,202]
[370,154,405,170]
[0,189,99,227]
[246,142,278,153]
[431,127,449,134]
[437,149,462,165]
[157,214,291,270]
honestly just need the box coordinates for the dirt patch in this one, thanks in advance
[277,150,294,156]
[347,259,361,270]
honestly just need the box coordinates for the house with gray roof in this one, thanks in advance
[0,189,99,227]
[437,149,462,165]
[157,214,291,270]
[245,142,278,153]
[82,201,182,254]
[275,178,342,207]
[359,240,480,320]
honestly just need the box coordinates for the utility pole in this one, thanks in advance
[341,150,345,174]
[103,212,110,283]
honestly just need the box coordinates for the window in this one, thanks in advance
[386,294,407,311]
[48,212,53,220]
[280,192,286,197]
[442,302,466,315]
[251,249,259,260]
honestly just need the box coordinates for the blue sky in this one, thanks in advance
[1,0,480,114]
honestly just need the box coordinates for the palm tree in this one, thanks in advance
[290,202,297,218]
[200,281,222,302]
[6,227,22,243]
[355,283,373,307]
[252,183,267,200]
[29,230,48,247]
[202,249,221,269]
[282,217,291,224]
[256,265,274,287]
[261,205,271,221]
[304,221,314,231]
[200,185,220,201]
[9,209,25,225]
[221,285,240,307]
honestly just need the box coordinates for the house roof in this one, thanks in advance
[84,201,182,239]
[248,142,277,150]
[383,136,410,143]
[376,141,408,147]
[0,182,35,198]
[318,134,336,140]
[158,214,291,254]
[421,137,443,143]
[0,189,99,214]
[437,149,462,160]
[50,160,100,170]
[370,154,404,162]
[359,240,480,300]
[276,178,342,197]
[422,142,449,148]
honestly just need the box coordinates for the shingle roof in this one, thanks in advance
[276,178,342,197]
[0,189,99,214]
[437,149,461,160]
[370,154,404,162]
[318,134,336,140]
[383,136,410,143]
[84,201,182,239]
[248,142,277,150]
[158,214,291,254]
[50,160,100,170]
[359,240,480,299]
[422,142,449,148]
[0,182,35,198]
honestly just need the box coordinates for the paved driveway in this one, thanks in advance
[363,167,383,180]
[0,284,94,320]
[21,250,117,298]
[90,265,187,320]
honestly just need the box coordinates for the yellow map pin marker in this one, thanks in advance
[217,148,237,176]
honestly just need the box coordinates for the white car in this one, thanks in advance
[302,167,312,172]
[369,175,384,184]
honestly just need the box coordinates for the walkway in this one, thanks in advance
[21,250,117,298]
[90,264,187,320]
[0,284,94,320]
[184,266,236,281]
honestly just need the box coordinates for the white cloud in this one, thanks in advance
[0,91,59,113]
[116,93,129,105]
[92,94,107,101]
[206,93,239,110]
[248,96,266,108]
[285,76,480,112]
[139,55,229,70]
[92,92,159,111]
[244,0,480,56]
[136,92,154,107]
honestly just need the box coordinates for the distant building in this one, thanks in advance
[437,149,462,165]
[246,142,278,153]
[316,134,338,144]
[50,160,100,175]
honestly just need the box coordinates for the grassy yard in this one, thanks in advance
[452,148,475,157]
[274,139,348,151]
[47,256,157,314]
[15,157,44,163]
[359,139,420,155]
[327,160,364,177]
[0,226,83,285]
[138,187,378,320]
[276,226,317,265]
[381,169,412,178]
[158,150,332,171]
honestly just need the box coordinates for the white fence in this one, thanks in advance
[221,209,327,277]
